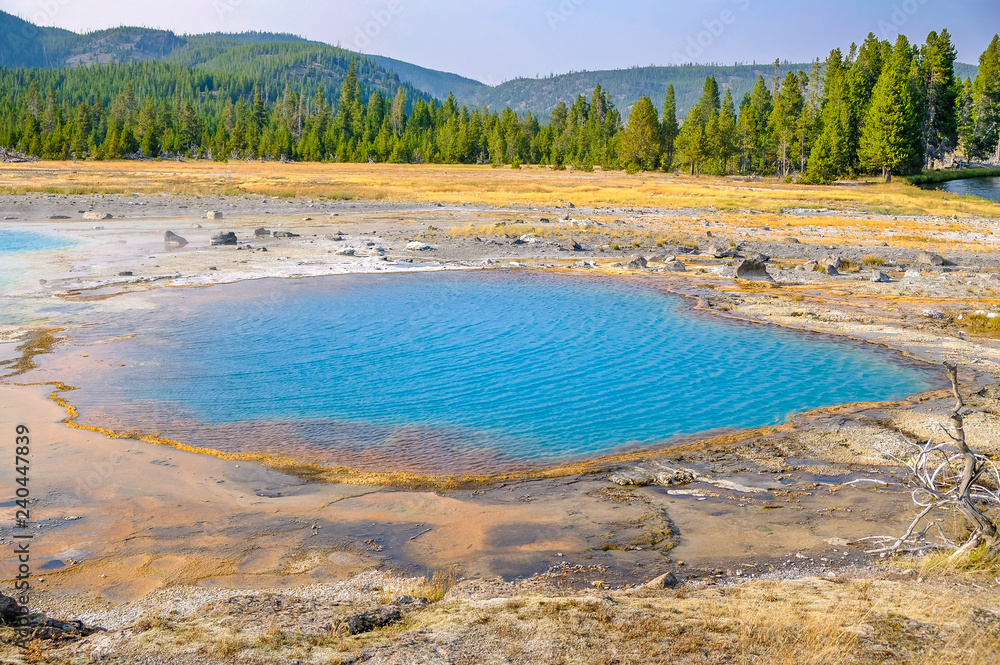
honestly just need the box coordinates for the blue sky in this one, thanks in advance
[1,0,997,84]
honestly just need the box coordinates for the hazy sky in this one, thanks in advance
[1,0,997,84]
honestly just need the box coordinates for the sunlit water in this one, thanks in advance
[46,272,937,474]
[0,229,76,291]
[921,176,1000,203]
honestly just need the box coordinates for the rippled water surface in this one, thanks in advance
[920,176,1000,203]
[51,272,937,473]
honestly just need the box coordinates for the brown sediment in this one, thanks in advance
[0,327,63,377]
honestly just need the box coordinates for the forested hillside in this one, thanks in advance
[0,11,996,182]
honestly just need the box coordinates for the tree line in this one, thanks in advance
[0,30,997,181]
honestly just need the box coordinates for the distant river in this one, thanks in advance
[36,271,938,475]
[920,176,1000,203]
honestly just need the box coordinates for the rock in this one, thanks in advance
[921,309,945,319]
[519,234,539,243]
[406,241,433,251]
[324,233,344,241]
[210,231,237,245]
[566,202,575,208]
[206,211,223,219]
[735,258,775,282]
[642,572,680,590]
[92,226,104,230]
[336,607,402,636]
[869,270,890,283]
[802,261,818,272]
[273,231,300,238]
[706,242,734,258]
[609,467,655,486]
[118,271,133,277]
[508,261,527,267]
[824,265,841,276]
[164,231,188,247]
[821,256,845,270]
[621,255,648,270]
[0,593,98,638]
[82,212,112,220]
[566,240,584,251]
[335,247,356,256]
[192,223,203,229]
[570,261,597,269]
[903,269,923,279]
[653,467,696,486]
[662,260,687,272]
[49,215,70,220]
[539,218,551,223]
[917,251,945,266]
[786,237,801,244]
[747,252,770,263]
[254,227,271,237]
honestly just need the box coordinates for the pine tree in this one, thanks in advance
[620,95,661,173]
[972,34,1000,162]
[858,40,921,182]
[770,72,804,177]
[661,85,679,171]
[921,29,959,167]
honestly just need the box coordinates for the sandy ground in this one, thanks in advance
[1,188,999,662]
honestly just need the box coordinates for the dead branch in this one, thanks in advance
[863,363,1000,559]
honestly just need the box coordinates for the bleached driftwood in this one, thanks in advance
[858,363,1000,559]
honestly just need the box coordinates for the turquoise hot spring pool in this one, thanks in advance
[46,271,938,474]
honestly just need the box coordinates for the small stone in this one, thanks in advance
[164,230,188,247]
[82,212,112,220]
[254,227,271,237]
[609,467,655,486]
[406,241,433,251]
[642,572,680,590]
[210,231,237,245]
[869,270,890,283]
[917,251,945,266]
[206,211,223,219]
[735,258,775,282]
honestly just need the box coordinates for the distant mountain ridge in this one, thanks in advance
[0,9,981,119]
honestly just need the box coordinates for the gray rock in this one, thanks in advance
[273,231,300,238]
[164,230,188,247]
[747,252,771,263]
[662,260,687,272]
[254,227,271,237]
[824,265,841,276]
[735,258,775,282]
[706,242,734,258]
[210,231,237,245]
[118,271,133,277]
[335,247,356,256]
[921,309,945,319]
[653,467,696,486]
[903,269,923,279]
[869,270,890,283]
[406,241,433,251]
[802,261,818,272]
[324,233,344,241]
[83,211,112,220]
[336,607,402,636]
[917,251,945,266]
[621,255,648,269]
[820,256,845,270]
[565,239,584,252]
[570,260,595,269]
[206,211,223,220]
[609,468,655,487]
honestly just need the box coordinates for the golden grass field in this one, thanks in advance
[2,160,1000,219]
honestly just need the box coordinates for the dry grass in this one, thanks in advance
[955,313,1000,338]
[2,162,999,218]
